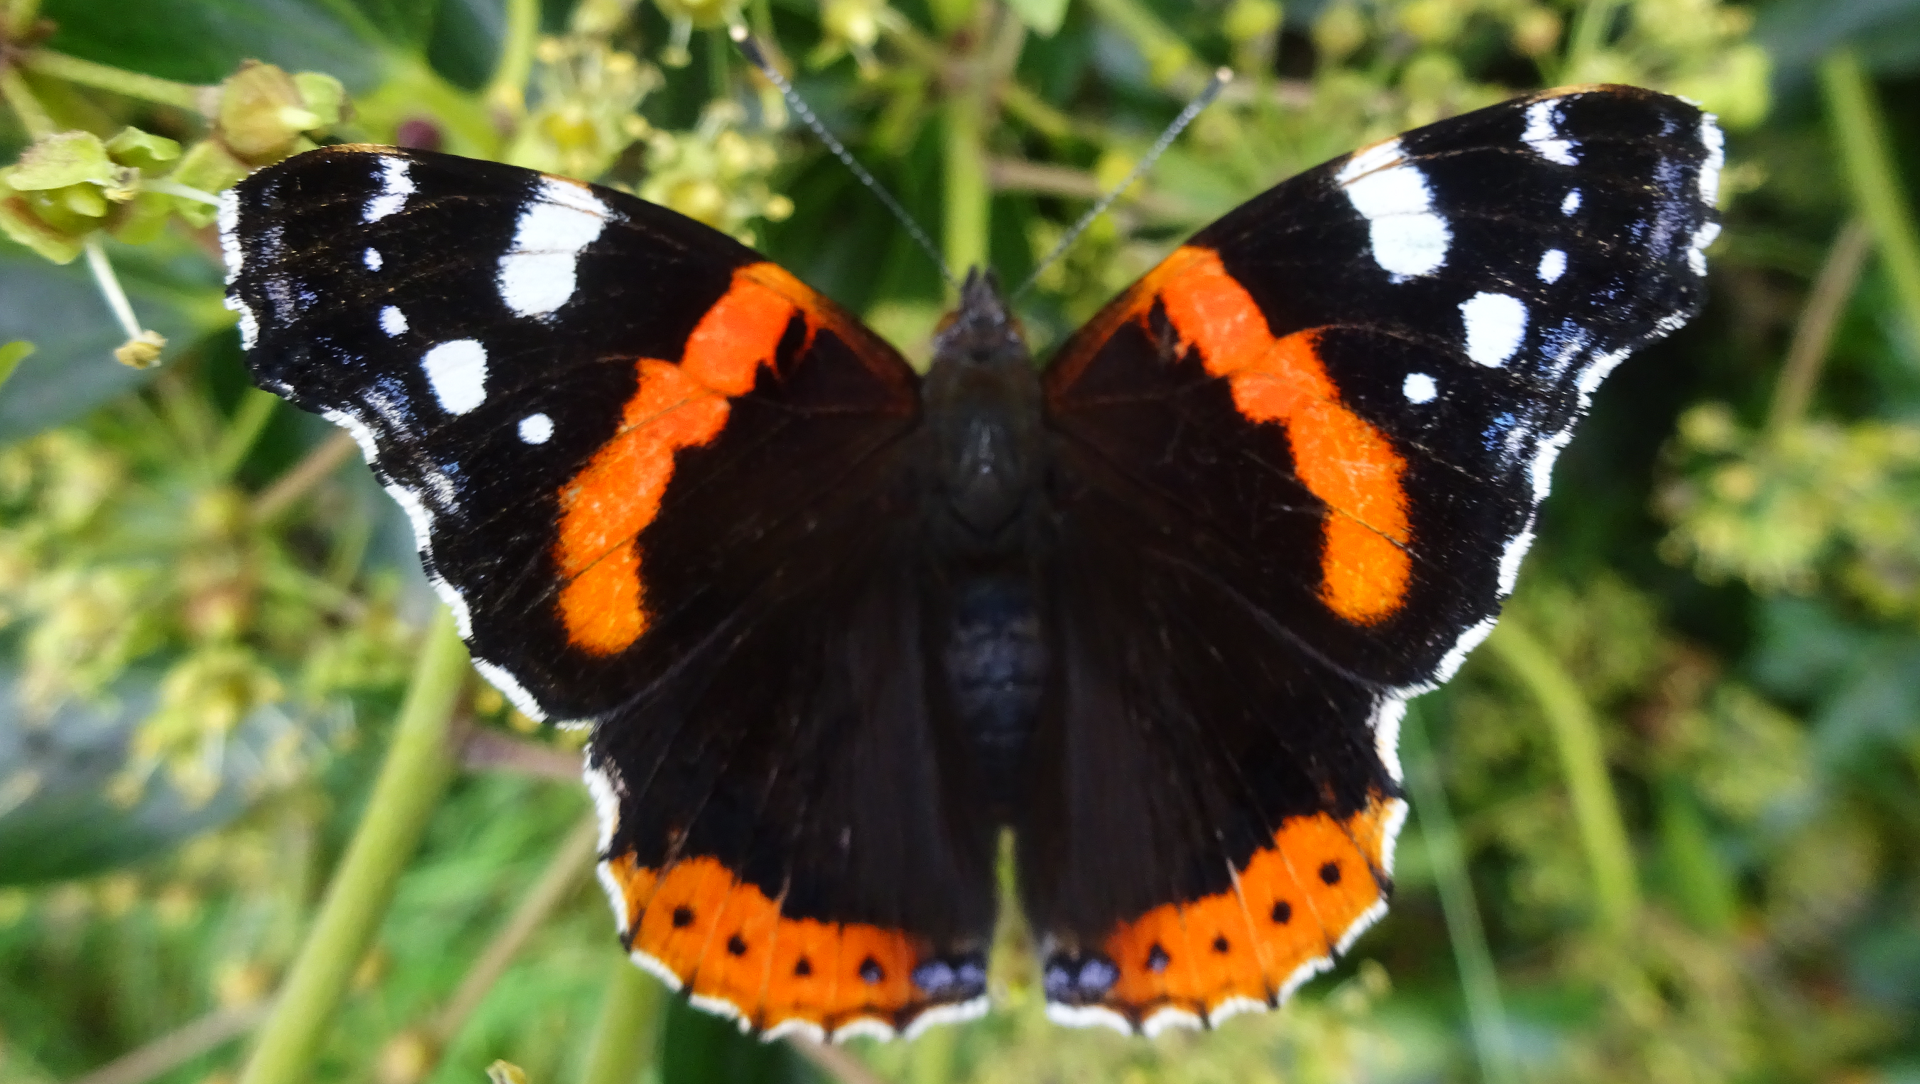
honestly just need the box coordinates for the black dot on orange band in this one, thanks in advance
[726,933,747,956]
[1320,861,1341,885]
[859,957,884,985]
[794,956,813,977]
[1211,935,1230,954]
[1272,900,1292,924]
[1147,944,1169,973]
[671,906,693,928]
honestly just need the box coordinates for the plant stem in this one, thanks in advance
[1821,49,1920,349]
[431,815,600,1046]
[20,50,207,112]
[84,237,145,340]
[1767,218,1871,440]
[1402,704,1519,1084]
[1561,0,1628,81]
[942,41,991,279]
[576,959,661,1084]
[1081,0,1201,90]
[1486,617,1641,937]
[485,0,540,116]
[252,431,358,524]
[71,1005,270,1084]
[213,388,282,481]
[236,608,468,1084]
[1,66,57,139]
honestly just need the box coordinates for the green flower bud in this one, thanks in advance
[1313,4,1368,63]
[216,61,327,164]
[1224,0,1283,44]
[165,140,250,227]
[104,127,183,174]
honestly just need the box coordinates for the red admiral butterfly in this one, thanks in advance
[221,83,1721,1040]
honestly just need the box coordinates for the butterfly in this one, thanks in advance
[221,83,1721,1040]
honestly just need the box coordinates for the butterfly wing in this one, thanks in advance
[1027,85,1721,1031]
[223,146,996,1039]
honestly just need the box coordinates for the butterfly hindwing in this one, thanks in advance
[223,146,997,1039]
[1027,85,1720,1030]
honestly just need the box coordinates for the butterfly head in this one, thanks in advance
[932,268,1027,370]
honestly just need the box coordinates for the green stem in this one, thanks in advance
[1402,704,1518,1084]
[1820,49,1920,351]
[0,66,57,139]
[576,959,662,1084]
[1561,0,1628,82]
[942,60,990,278]
[20,50,207,112]
[484,0,540,116]
[1486,617,1641,937]
[213,388,281,481]
[1767,218,1872,441]
[236,609,468,1084]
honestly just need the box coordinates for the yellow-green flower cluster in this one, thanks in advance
[503,35,662,180]
[636,101,793,245]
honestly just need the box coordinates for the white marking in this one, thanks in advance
[902,996,991,1038]
[429,573,473,640]
[217,190,243,283]
[1460,292,1528,367]
[1498,523,1537,596]
[1402,372,1437,404]
[1562,189,1582,215]
[1140,1006,1204,1037]
[518,412,555,444]
[322,408,379,464]
[583,759,621,855]
[497,179,612,318]
[363,157,415,222]
[1698,115,1725,203]
[830,1017,897,1043]
[385,483,434,556]
[1538,248,1567,284]
[1206,996,1268,1028]
[379,305,408,336]
[1577,346,1634,401]
[1530,427,1574,503]
[1336,139,1451,278]
[363,247,383,272]
[1522,99,1578,165]
[1432,616,1498,686]
[1371,697,1407,784]
[1377,797,1409,877]
[420,339,489,415]
[629,947,685,992]
[472,657,548,722]
[1687,222,1721,276]
[1335,897,1390,955]
[227,296,260,350]
[761,1019,828,1044]
[1277,953,1335,1002]
[688,993,743,1027]
[1044,1002,1133,1034]
[596,861,627,936]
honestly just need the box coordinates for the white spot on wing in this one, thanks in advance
[761,1019,828,1044]
[420,339,488,415]
[1371,696,1407,784]
[1433,616,1498,686]
[1523,99,1579,165]
[379,305,408,336]
[1459,292,1529,367]
[1336,139,1451,278]
[1538,248,1567,283]
[1377,797,1409,877]
[363,247,383,271]
[1562,189,1582,215]
[217,189,243,283]
[1206,996,1268,1028]
[1498,522,1537,596]
[1687,221,1721,276]
[472,657,548,722]
[1140,1006,1204,1037]
[497,178,611,318]
[902,997,991,1038]
[1531,427,1574,502]
[363,157,415,222]
[830,1018,897,1043]
[1403,372,1437,404]
[227,296,259,350]
[518,412,554,444]
[1698,115,1725,203]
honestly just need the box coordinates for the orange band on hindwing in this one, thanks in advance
[554,262,828,655]
[602,852,937,1036]
[1093,794,1405,1027]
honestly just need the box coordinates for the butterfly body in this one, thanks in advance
[222,84,1722,1040]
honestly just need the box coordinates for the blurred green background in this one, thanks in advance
[1,0,1917,1081]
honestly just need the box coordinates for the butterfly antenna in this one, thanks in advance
[1012,67,1233,301]
[731,25,957,290]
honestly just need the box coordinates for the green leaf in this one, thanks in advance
[1006,0,1069,36]
[0,340,32,388]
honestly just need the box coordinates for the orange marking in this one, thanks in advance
[1093,794,1403,1026]
[553,261,890,655]
[608,853,940,1035]
[1052,245,1411,624]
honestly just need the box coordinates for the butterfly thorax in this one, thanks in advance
[922,271,1048,816]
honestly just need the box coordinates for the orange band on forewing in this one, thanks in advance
[1094,794,1403,1025]
[608,853,929,1035]
[552,263,810,655]
[1152,247,1412,624]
